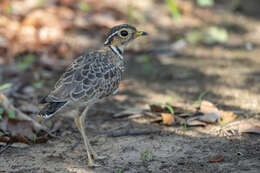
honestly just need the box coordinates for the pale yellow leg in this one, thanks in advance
[74,106,105,168]
[80,106,106,161]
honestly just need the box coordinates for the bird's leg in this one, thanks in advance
[80,106,106,161]
[74,106,99,167]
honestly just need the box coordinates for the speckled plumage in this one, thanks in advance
[40,49,124,118]
[51,50,123,102]
[39,24,147,167]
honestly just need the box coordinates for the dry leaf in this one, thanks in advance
[150,104,164,113]
[38,26,63,44]
[161,113,175,125]
[186,112,219,126]
[113,108,144,118]
[0,112,47,144]
[220,111,237,124]
[198,113,219,123]
[175,116,186,125]
[150,104,187,115]
[0,93,48,145]
[238,122,260,134]
[208,155,224,163]
[200,100,219,114]
[187,117,207,126]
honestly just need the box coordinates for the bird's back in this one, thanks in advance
[39,48,124,118]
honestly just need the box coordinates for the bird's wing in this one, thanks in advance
[45,52,120,103]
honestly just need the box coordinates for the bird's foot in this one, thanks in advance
[88,160,101,168]
[92,154,106,161]
[89,145,106,160]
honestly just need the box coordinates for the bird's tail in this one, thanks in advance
[39,101,68,118]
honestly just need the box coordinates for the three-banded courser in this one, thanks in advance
[39,24,147,167]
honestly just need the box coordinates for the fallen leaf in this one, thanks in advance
[19,104,39,114]
[149,117,163,124]
[220,111,237,124]
[186,112,219,126]
[0,112,35,144]
[208,155,224,163]
[175,116,186,125]
[113,95,128,102]
[200,100,219,114]
[0,94,48,145]
[150,104,164,112]
[38,26,63,44]
[113,108,144,118]
[161,113,175,125]
[238,122,260,135]
[150,104,187,115]
[187,117,207,126]
[198,113,219,123]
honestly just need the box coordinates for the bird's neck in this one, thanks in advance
[108,44,124,60]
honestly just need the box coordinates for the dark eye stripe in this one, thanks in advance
[120,30,128,37]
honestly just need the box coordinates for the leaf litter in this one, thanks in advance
[113,100,250,135]
[0,93,48,153]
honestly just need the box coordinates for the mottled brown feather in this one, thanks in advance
[45,49,124,104]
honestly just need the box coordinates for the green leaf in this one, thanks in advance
[183,122,187,132]
[196,0,215,7]
[78,2,91,12]
[165,104,174,115]
[140,148,149,164]
[194,91,208,105]
[140,148,155,165]
[8,110,15,119]
[0,83,13,91]
[204,27,228,44]
[165,0,181,21]
[33,134,37,143]
[185,30,202,44]
[0,107,3,120]
[32,81,43,88]
[17,54,36,70]
[221,118,225,128]
[117,168,123,173]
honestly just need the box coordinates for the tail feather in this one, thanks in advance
[39,101,67,118]
[39,96,48,104]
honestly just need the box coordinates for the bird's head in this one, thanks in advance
[104,24,147,53]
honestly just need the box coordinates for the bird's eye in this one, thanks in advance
[120,30,128,37]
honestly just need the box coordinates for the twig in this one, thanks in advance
[105,129,160,137]
[94,122,130,136]
[0,93,47,132]
[216,120,243,136]
[117,114,146,121]
[0,144,11,154]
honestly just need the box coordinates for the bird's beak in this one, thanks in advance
[135,31,148,37]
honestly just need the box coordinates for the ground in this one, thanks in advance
[0,1,260,173]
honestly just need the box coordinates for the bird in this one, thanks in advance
[39,24,147,167]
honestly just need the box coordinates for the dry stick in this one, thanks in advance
[217,120,243,136]
[105,129,160,137]
[0,144,11,154]
[0,93,47,132]
[93,122,130,136]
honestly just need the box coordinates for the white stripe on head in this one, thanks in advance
[109,45,124,60]
[104,31,119,45]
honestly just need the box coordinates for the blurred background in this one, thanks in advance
[0,0,260,172]
[1,0,260,112]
